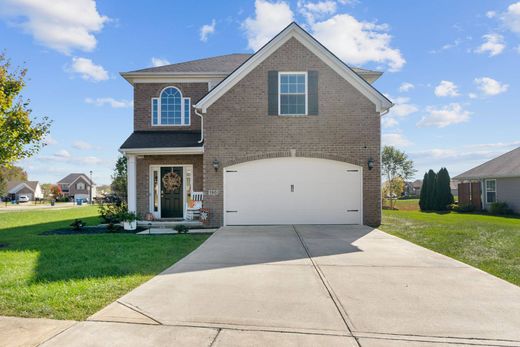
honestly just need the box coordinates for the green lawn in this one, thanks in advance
[0,206,209,320]
[381,210,520,286]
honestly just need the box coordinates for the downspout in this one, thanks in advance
[194,108,204,144]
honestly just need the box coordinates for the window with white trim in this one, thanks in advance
[485,179,496,203]
[279,72,307,115]
[77,182,85,190]
[151,86,191,126]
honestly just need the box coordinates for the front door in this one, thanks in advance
[160,167,183,218]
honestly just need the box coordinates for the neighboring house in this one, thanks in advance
[450,180,459,197]
[6,181,43,201]
[119,22,393,227]
[57,173,96,201]
[412,179,423,196]
[454,147,520,213]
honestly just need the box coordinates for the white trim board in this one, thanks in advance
[195,22,393,114]
[148,164,193,220]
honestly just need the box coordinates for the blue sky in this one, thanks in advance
[0,0,519,184]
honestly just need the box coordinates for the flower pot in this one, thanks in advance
[123,221,137,230]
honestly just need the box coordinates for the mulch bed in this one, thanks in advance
[40,225,149,235]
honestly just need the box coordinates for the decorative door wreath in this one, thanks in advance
[162,172,182,192]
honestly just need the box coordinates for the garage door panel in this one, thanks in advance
[224,158,362,225]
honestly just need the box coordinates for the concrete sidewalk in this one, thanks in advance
[0,316,75,347]
[31,225,520,346]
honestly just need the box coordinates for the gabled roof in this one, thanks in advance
[121,52,382,86]
[126,54,252,74]
[454,147,520,180]
[195,22,393,113]
[7,181,39,193]
[58,173,94,185]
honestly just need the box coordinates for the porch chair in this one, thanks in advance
[186,191,204,220]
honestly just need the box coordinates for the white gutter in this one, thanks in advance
[194,108,204,143]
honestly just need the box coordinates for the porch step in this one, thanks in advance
[137,220,203,228]
[136,228,217,235]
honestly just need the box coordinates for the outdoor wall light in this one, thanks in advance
[212,159,220,172]
[367,158,374,171]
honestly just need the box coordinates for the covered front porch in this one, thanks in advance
[120,130,204,222]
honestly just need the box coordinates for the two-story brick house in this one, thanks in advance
[119,23,392,227]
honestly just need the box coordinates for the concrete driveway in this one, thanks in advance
[44,225,520,347]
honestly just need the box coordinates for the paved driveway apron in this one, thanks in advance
[44,225,520,347]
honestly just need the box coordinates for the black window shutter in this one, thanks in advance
[268,70,278,115]
[308,70,319,115]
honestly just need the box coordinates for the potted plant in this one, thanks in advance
[120,211,138,230]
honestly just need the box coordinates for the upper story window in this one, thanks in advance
[151,87,191,126]
[279,72,307,115]
[77,182,85,190]
[60,184,69,192]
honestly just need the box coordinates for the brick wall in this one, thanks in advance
[133,83,208,131]
[136,155,203,216]
[203,38,382,227]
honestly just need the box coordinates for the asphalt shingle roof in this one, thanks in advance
[124,53,381,78]
[58,173,94,185]
[6,181,38,192]
[119,131,202,149]
[127,54,252,74]
[454,147,520,180]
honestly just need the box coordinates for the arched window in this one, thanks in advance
[151,86,191,126]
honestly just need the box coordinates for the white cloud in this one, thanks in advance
[486,10,497,18]
[382,133,412,147]
[85,97,132,108]
[475,33,505,56]
[501,1,520,34]
[242,1,404,71]
[298,0,337,23]
[0,0,108,54]
[434,80,460,97]
[54,149,71,158]
[381,117,398,128]
[242,0,294,50]
[200,19,216,42]
[68,57,108,81]
[474,77,508,96]
[398,82,414,92]
[468,92,478,99]
[73,140,93,150]
[43,135,58,146]
[151,57,170,67]
[417,103,471,128]
[517,45,520,54]
[311,14,405,71]
[390,96,418,117]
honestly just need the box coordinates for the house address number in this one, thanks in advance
[207,189,220,196]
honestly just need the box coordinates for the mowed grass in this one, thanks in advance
[0,206,209,320]
[381,210,520,286]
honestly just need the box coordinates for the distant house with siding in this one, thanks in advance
[6,181,43,201]
[454,147,520,213]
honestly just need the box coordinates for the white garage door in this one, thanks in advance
[224,157,362,225]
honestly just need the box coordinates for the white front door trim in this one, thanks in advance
[148,164,193,219]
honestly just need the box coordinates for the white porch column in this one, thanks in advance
[127,154,137,212]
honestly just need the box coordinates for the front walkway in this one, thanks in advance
[40,225,520,346]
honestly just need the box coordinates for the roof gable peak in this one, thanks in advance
[194,21,392,113]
